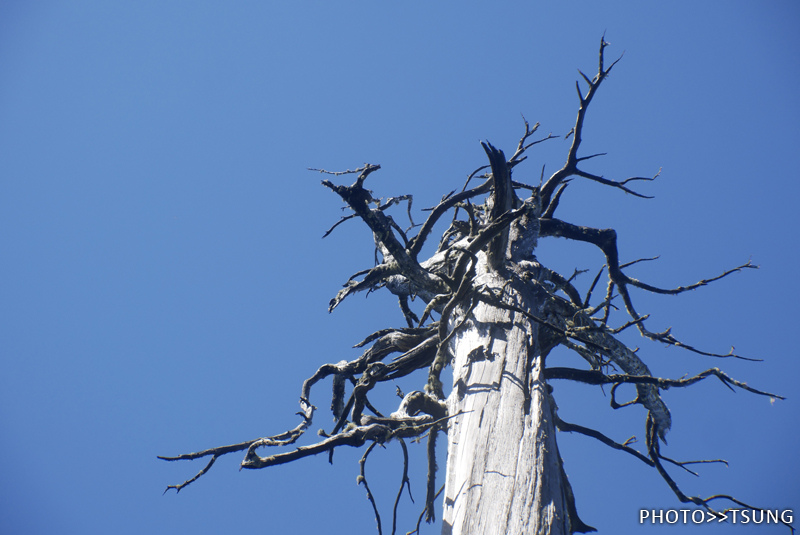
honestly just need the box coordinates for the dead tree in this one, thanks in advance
[160,38,786,534]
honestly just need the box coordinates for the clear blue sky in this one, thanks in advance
[1,2,798,534]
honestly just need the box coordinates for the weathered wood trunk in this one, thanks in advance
[441,256,572,534]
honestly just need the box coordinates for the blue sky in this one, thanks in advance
[1,2,798,534]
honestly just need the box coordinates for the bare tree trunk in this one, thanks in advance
[442,259,572,535]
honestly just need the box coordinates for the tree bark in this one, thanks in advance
[441,257,573,535]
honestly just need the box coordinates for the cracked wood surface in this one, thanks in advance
[442,267,572,535]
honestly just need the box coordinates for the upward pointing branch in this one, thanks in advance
[540,35,627,213]
[482,141,513,271]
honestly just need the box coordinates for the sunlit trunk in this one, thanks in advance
[441,264,572,535]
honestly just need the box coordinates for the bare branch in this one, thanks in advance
[539,217,760,360]
[545,367,784,400]
[625,259,757,296]
[159,396,315,491]
[541,37,623,208]
[574,168,656,198]
[322,213,358,238]
[555,415,653,466]
[309,164,379,177]
[507,115,558,168]
[391,439,413,535]
[322,173,450,298]
[359,442,383,535]
[583,265,605,308]
[424,427,439,523]
[408,485,445,535]
[541,180,570,220]
[161,454,219,494]
[408,180,492,259]
[328,262,402,312]
[242,422,390,470]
